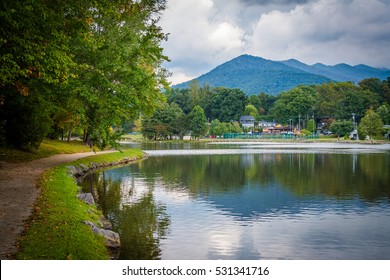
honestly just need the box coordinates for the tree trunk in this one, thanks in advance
[67,126,73,142]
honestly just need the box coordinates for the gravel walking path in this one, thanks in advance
[0,151,115,260]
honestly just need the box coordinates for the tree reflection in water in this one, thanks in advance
[79,151,390,259]
[80,171,170,260]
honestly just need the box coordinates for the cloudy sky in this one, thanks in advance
[159,0,390,85]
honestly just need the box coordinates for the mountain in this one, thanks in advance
[173,54,390,95]
[281,59,390,83]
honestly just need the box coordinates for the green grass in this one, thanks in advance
[121,133,143,142]
[17,149,143,260]
[0,139,97,163]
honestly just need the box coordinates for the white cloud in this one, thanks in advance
[160,0,246,83]
[247,0,390,66]
[167,68,197,86]
[208,22,245,53]
[160,0,390,84]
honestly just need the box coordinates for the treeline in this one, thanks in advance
[140,78,390,140]
[0,0,169,150]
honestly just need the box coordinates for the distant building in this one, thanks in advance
[258,120,277,128]
[239,116,255,128]
[264,124,291,134]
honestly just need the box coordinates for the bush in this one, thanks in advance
[357,127,366,140]
[300,129,311,136]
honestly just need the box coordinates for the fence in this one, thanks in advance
[222,133,319,140]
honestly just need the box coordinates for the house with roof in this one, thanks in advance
[258,120,277,128]
[239,116,255,128]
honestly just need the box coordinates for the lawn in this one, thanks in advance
[0,139,98,163]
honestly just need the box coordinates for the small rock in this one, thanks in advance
[98,215,113,230]
[79,164,89,173]
[84,221,120,249]
[67,166,77,176]
[77,193,95,205]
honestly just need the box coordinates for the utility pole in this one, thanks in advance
[312,114,315,136]
[298,114,301,130]
[352,113,357,140]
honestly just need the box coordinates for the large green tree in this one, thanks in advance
[1,0,169,149]
[188,105,208,140]
[330,120,354,138]
[66,0,169,148]
[244,104,259,119]
[358,109,384,140]
[315,82,377,122]
[376,104,390,125]
[208,87,246,122]
[270,85,316,124]
[0,0,90,87]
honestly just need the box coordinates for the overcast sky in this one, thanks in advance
[159,0,390,85]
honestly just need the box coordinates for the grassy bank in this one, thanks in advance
[17,149,143,260]
[0,139,98,163]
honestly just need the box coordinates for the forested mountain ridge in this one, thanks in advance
[173,55,390,95]
[281,59,390,84]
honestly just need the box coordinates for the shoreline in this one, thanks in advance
[0,149,143,260]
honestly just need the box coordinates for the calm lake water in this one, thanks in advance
[79,142,390,260]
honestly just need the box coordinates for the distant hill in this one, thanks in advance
[173,54,390,95]
[281,59,390,84]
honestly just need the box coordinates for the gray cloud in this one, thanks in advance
[239,0,313,5]
[160,0,390,84]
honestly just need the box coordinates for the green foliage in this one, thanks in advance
[203,87,246,122]
[1,0,169,150]
[244,104,259,118]
[167,84,247,123]
[209,119,223,136]
[141,102,186,140]
[357,126,366,140]
[173,55,332,95]
[0,139,96,163]
[270,85,316,124]
[306,118,317,134]
[376,104,390,124]
[330,120,354,137]
[164,77,389,136]
[174,54,390,96]
[17,149,143,259]
[0,0,82,86]
[315,82,376,122]
[250,92,277,115]
[358,109,384,139]
[300,129,311,136]
[188,105,208,139]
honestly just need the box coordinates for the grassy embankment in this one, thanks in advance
[0,139,98,163]
[5,140,144,259]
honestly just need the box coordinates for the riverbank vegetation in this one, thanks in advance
[0,139,98,163]
[16,149,143,260]
[1,0,169,151]
[139,79,390,140]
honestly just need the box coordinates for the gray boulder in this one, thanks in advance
[83,221,121,249]
[77,193,95,205]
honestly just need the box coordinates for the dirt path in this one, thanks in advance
[0,150,115,260]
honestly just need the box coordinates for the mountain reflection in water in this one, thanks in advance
[79,149,390,259]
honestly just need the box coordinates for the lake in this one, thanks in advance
[79,142,390,260]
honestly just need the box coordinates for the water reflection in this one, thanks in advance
[81,172,170,259]
[80,151,390,259]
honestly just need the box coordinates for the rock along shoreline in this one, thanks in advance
[66,155,143,259]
